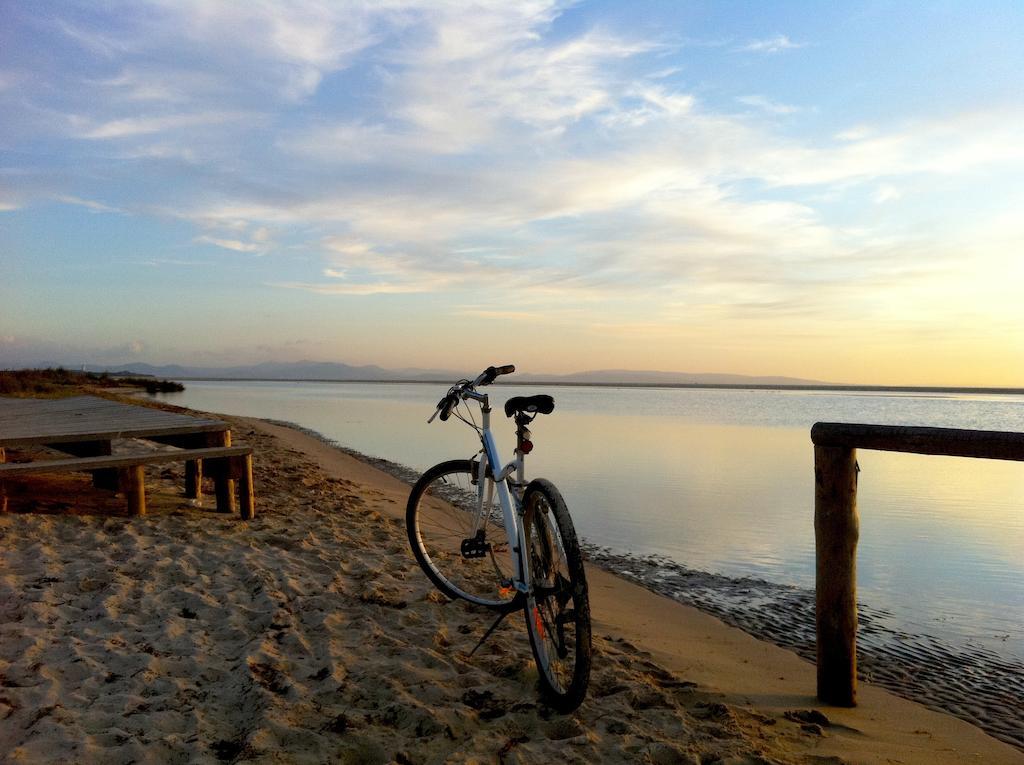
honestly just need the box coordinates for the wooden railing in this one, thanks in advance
[810,422,1024,706]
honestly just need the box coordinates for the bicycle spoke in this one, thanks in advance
[407,461,516,608]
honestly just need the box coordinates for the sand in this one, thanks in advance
[0,410,1021,764]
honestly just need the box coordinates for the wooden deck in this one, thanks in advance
[0,395,228,446]
[0,395,253,518]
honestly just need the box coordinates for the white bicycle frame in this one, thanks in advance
[463,389,532,594]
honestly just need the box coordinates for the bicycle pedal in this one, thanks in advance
[460,532,491,559]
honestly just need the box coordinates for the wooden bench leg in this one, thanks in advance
[238,454,255,520]
[119,465,146,517]
[214,475,236,515]
[1,449,6,514]
[185,459,203,500]
[213,468,236,515]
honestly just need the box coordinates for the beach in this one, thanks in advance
[1,408,1021,764]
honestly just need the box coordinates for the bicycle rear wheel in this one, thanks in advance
[522,479,592,712]
[407,460,518,609]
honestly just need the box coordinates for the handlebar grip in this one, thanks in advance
[437,393,458,421]
[480,364,516,385]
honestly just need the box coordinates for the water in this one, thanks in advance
[164,381,1024,664]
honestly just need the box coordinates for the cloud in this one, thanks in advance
[171,96,1024,305]
[56,1,387,101]
[195,235,265,254]
[873,184,901,204]
[137,258,214,267]
[742,108,1024,187]
[75,111,248,140]
[89,66,226,103]
[6,0,1024,347]
[736,95,800,115]
[738,35,806,54]
[273,280,450,296]
[54,195,124,213]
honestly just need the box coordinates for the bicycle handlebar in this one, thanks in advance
[427,364,516,423]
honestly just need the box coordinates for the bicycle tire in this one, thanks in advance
[407,459,519,609]
[522,478,592,712]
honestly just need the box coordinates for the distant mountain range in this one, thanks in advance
[79,361,829,387]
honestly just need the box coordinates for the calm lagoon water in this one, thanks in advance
[166,381,1024,663]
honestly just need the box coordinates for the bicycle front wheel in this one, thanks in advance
[522,479,592,712]
[407,460,518,609]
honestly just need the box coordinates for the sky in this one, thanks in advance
[2,1,1023,386]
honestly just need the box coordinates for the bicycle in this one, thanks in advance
[406,364,592,712]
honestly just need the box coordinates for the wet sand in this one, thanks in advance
[0,407,1021,763]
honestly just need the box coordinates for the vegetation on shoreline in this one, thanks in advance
[0,368,185,397]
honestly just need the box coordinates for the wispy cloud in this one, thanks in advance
[54,195,123,213]
[194,235,266,254]
[75,111,248,140]
[736,95,801,115]
[738,35,806,54]
[273,280,449,296]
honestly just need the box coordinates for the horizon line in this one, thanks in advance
[160,377,1024,396]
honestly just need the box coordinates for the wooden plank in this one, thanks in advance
[2,423,228,447]
[1,409,221,429]
[0,410,220,429]
[0,445,253,476]
[811,422,1024,462]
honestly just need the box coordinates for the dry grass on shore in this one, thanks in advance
[0,369,183,398]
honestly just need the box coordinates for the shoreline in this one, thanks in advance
[256,417,1024,753]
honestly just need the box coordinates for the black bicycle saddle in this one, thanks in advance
[503,395,555,418]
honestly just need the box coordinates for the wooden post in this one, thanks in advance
[185,460,203,500]
[0,448,6,514]
[238,454,255,520]
[814,444,859,706]
[119,465,146,517]
[212,430,236,514]
[213,472,236,515]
